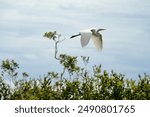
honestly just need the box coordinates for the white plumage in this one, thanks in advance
[70,28,105,51]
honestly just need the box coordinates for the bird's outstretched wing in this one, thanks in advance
[80,32,92,47]
[91,34,103,51]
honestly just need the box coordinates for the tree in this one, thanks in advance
[0,31,149,100]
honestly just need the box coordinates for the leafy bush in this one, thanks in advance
[0,31,149,100]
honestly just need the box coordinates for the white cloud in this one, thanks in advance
[0,0,150,78]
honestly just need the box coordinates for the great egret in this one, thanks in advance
[70,28,106,51]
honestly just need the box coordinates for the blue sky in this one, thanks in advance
[0,0,150,79]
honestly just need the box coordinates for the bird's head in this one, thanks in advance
[91,28,106,33]
[90,29,96,33]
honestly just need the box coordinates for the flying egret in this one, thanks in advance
[70,28,106,51]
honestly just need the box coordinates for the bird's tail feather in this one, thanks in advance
[70,33,81,38]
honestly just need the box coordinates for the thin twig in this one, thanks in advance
[54,37,66,60]
[54,40,60,60]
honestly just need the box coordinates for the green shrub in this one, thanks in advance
[0,31,149,100]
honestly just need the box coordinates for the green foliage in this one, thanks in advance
[1,59,19,78]
[0,58,149,100]
[0,76,11,99]
[0,31,149,100]
[59,54,79,74]
[43,31,57,40]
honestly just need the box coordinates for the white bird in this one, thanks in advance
[70,28,106,51]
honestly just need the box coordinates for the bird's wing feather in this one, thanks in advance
[80,32,92,47]
[91,34,103,51]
